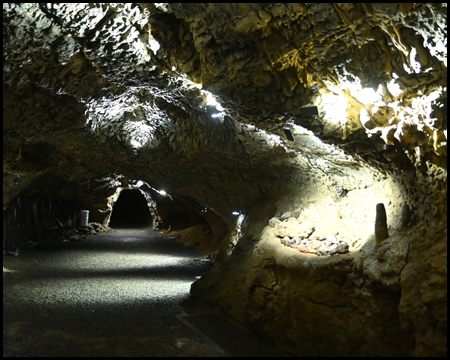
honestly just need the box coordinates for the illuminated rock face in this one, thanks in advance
[2,3,447,357]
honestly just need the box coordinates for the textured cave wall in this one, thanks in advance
[3,3,447,357]
[193,166,447,356]
[148,3,447,163]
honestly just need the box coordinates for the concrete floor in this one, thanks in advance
[3,228,223,357]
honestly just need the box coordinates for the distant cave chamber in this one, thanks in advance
[109,189,152,228]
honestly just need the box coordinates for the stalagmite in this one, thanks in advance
[375,203,389,245]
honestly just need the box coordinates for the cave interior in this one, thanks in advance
[2,3,447,357]
[109,189,152,228]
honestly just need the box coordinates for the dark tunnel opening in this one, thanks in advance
[109,189,152,228]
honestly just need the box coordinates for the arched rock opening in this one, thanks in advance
[109,189,152,228]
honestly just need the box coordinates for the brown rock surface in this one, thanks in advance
[3,3,447,357]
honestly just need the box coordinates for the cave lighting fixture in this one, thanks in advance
[299,106,319,117]
[132,180,173,200]
[232,211,240,215]
[283,126,295,141]
[156,189,173,200]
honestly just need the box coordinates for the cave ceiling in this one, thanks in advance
[3,3,447,215]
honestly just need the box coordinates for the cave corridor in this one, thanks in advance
[108,189,152,228]
[3,3,447,357]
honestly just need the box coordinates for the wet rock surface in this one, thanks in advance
[3,229,222,357]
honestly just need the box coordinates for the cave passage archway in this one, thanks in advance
[109,189,152,228]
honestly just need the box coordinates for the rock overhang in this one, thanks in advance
[2,2,447,219]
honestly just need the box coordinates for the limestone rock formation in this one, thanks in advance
[3,3,447,357]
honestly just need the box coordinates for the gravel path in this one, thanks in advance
[3,228,222,357]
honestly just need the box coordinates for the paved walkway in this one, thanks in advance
[3,228,222,357]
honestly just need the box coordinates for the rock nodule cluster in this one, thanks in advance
[271,214,350,256]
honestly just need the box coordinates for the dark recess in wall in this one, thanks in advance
[109,189,152,228]
[4,196,81,255]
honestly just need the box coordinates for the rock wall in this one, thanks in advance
[192,166,447,356]
[3,3,447,357]
[149,3,447,165]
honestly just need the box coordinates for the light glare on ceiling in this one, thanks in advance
[347,83,384,105]
[149,38,160,54]
[130,139,141,148]
[403,63,412,74]
[387,78,403,97]
[321,91,348,125]
[204,91,224,111]
[409,47,422,74]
